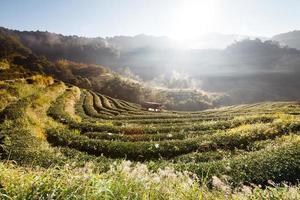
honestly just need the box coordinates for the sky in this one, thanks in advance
[1,0,300,39]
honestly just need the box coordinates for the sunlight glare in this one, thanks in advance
[173,0,219,40]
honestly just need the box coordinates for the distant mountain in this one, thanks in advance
[107,34,179,51]
[179,33,268,49]
[107,33,268,50]
[272,30,300,49]
[0,27,120,66]
[2,26,300,76]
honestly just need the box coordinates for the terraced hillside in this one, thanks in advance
[1,76,300,199]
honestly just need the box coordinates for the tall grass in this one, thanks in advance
[1,161,300,200]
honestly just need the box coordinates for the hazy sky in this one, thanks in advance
[1,0,300,39]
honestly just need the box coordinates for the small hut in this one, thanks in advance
[141,101,164,112]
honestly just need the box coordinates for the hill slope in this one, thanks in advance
[1,76,300,198]
[0,27,221,111]
[2,27,300,107]
[272,30,300,49]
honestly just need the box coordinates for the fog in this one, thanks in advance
[2,26,300,105]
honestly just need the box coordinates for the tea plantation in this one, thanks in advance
[1,77,300,199]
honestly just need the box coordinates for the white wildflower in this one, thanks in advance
[152,175,161,183]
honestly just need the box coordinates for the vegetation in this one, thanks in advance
[2,26,300,108]
[0,27,221,110]
[1,26,300,199]
[0,77,300,199]
[2,161,300,200]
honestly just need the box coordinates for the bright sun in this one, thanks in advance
[173,0,219,40]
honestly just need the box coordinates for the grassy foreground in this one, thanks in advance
[1,161,300,200]
[1,76,300,199]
